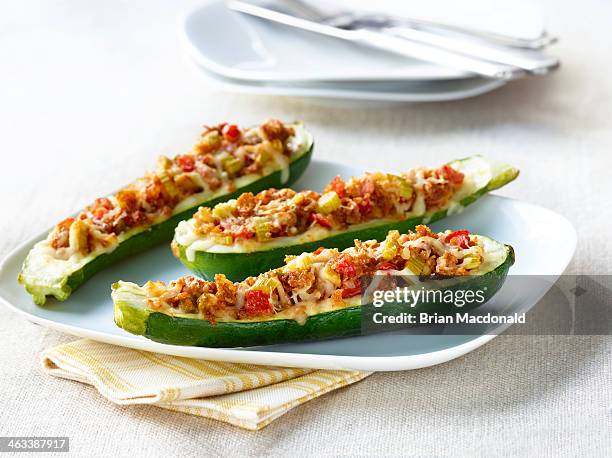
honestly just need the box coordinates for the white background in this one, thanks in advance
[1,0,611,456]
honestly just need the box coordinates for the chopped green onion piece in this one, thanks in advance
[398,177,413,199]
[214,235,233,246]
[382,242,398,261]
[321,265,341,287]
[251,276,281,294]
[256,148,271,166]
[254,219,272,242]
[217,151,230,162]
[221,155,244,176]
[405,256,430,276]
[386,230,400,242]
[158,171,179,198]
[202,131,221,147]
[285,254,312,271]
[317,191,341,214]
[462,255,481,270]
[381,230,400,260]
[212,201,236,219]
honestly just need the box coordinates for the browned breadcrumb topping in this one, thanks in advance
[191,163,464,245]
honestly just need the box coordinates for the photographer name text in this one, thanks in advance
[371,311,526,325]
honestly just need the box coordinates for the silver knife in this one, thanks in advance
[228,0,525,80]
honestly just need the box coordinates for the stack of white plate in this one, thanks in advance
[181,0,551,103]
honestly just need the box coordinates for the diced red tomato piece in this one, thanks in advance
[335,254,357,278]
[377,261,397,271]
[312,213,333,229]
[57,217,75,230]
[445,229,470,249]
[92,207,108,220]
[94,197,114,209]
[438,164,464,185]
[328,175,346,198]
[341,286,362,298]
[314,247,325,255]
[244,290,273,317]
[222,124,241,142]
[234,227,254,239]
[357,197,372,215]
[176,155,195,172]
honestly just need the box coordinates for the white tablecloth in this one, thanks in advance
[0,0,611,455]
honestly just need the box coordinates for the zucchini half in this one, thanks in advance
[112,235,514,348]
[173,155,518,281]
[19,123,314,305]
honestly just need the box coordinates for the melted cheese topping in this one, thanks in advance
[113,233,507,326]
[176,156,494,255]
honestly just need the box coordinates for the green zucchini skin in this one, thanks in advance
[175,156,518,282]
[23,145,313,305]
[113,244,514,348]
[143,305,363,348]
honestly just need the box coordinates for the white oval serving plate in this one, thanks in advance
[0,160,575,371]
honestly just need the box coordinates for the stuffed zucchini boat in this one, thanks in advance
[172,155,518,281]
[19,119,314,305]
[114,225,515,348]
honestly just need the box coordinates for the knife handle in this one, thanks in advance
[384,26,559,75]
[354,29,525,80]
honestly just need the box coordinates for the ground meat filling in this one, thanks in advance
[191,165,464,245]
[46,119,297,257]
[144,225,484,322]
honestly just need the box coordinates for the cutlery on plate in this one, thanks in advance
[228,0,525,80]
[281,0,559,75]
[281,0,557,50]
[377,27,558,75]
[229,1,559,78]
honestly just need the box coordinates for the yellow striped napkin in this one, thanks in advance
[41,339,371,430]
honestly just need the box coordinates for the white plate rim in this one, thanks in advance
[188,58,507,103]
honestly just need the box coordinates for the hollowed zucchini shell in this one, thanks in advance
[174,155,518,281]
[113,237,514,348]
